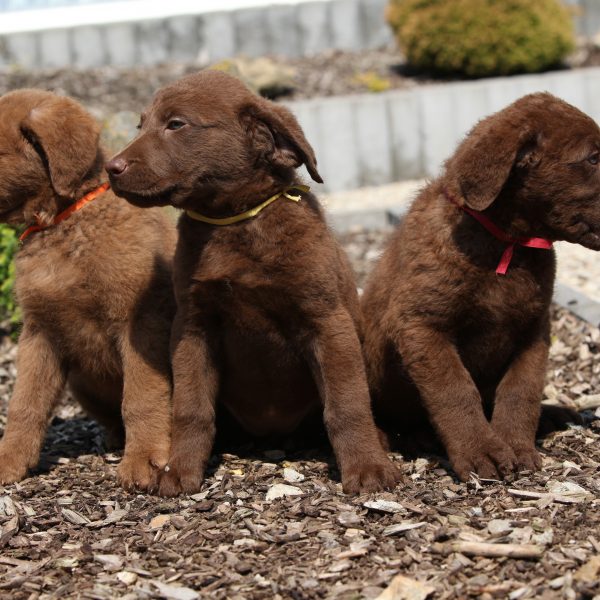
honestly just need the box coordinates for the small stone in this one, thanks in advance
[363,499,405,514]
[265,484,303,502]
[283,467,305,483]
[487,519,512,535]
[117,571,137,585]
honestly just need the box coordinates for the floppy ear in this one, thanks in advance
[445,117,537,211]
[240,98,323,184]
[20,96,103,199]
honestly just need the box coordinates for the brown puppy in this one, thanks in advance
[0,90,175,490]
[362,93,600,481]
[106,70,401,496]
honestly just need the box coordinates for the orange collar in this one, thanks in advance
[20,183,110,243]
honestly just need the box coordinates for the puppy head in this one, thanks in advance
[445,92,600,250]
[0,89,104,226]
[106,70,322,211]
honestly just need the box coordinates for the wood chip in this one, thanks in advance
[382,521,426,536]
[375,574,436,600]
[432,541,544,559]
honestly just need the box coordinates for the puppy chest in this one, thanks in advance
[217,328,320,435]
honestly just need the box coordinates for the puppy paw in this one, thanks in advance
[158,459,204,498]
[512,445,543,473]
[342,457,403,494]
[0,447,29,484]
[450,434,517,481]
[117,448,168,492]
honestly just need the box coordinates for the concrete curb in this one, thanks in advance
[284,66,600,193]
[0,0,390,68]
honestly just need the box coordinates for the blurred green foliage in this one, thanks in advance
[387,0,575,78]
[0,224,20,329]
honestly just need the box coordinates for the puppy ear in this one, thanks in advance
[445,118,536,211]
[20,96,103,199]
[240,99,323,184]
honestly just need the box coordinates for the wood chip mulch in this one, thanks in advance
[0,232,598,600]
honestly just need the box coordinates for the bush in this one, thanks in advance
[0,225,20,328]
[386,0,575,78]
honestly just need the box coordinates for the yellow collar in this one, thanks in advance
[185,185,310,226]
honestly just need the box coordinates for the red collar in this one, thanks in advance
[444,189,553,275]
[20,183,110,243]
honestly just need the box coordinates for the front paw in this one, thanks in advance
[509,444,543,473]
[158,457,205,497]
[449,433,517,481]
[117,447,168,492]
[0,446,30,484]
[341,457,403,494]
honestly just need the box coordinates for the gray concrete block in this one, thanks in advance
[330,0,361,51]
[105,23,137,67]
[554,282,600,328]
[451,81,492,140]
[359,0,392,49]
[203,11,236,62]
[265,4,300,57]
[544,71,586,113]
[297,1,332,56]
[354,94,392,186]
[167,16,199,63]
[315,98,360,191]
[72,25,105,69]
[233,7,269,58]
[419,85,458,177]
[137,20,169,66]
[39,28,71,69]
[387,89,423,180]
[583,68,600,124]
[487,76,524,113]
[2,32,39,69]
[283,100,326,189]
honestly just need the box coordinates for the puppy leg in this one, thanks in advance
[0,327,65,483]
[311,309,402,494]
[158,313,218,497]
[396,323,517,481]
[491,325,549,472]
[117,320,172,492]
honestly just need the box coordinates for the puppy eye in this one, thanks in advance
[588,153,600,165]
[166,119,186,131]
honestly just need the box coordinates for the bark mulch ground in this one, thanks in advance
[0,230,599,599]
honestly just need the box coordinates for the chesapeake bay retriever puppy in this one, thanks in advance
[362,93,600,481]
[0,90,175,490]
[105,70,401,496]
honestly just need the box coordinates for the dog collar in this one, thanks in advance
[20,183,110,243]
[185,185,310,226]
[444,189,553,275]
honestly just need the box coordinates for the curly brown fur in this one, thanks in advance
[362,93,600,481]
[0,90,176,491]
[107,70,401,496]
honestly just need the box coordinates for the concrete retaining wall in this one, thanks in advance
[284,67,600,192]
[0,0,390,69]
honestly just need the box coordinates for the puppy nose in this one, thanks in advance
[105,157,129,176]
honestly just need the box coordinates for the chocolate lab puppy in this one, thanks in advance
[106,70,401,496]
[362,93,599,481]
[0,90,175,489]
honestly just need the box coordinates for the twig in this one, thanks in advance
[431,541,544,559]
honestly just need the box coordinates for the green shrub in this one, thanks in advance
[386,0,575,78]
[0,225,20,328]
